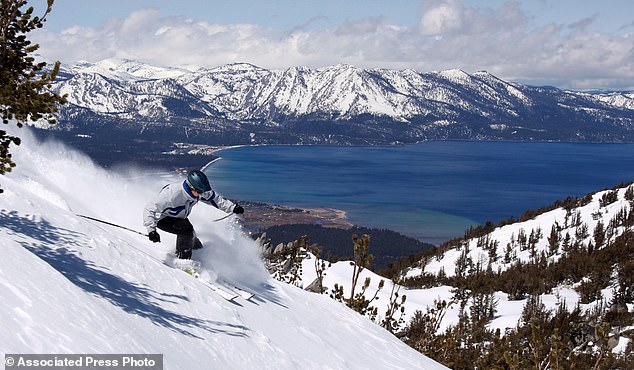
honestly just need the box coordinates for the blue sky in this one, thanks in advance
[32,0,634,89]
[42,0,634,35]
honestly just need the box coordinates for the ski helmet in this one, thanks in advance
[186,170,211,193]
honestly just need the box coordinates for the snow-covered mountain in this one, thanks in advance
[48,59,634,145]
[69,59,191,81]
[398,182,634,354]
[257,183,633,355]
[245,183,631,369]
[407,185,633,279]
[0,127,447,370]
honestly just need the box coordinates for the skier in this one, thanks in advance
[143,170,244,259]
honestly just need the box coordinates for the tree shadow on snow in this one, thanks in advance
[0,210,250,339]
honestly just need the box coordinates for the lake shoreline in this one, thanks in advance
[236,200,354,233]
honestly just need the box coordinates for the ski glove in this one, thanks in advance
[233,204,244,214]
[148,230,161,243]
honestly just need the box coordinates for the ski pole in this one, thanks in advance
[77,214,176,268]
[212,212,235,222]
[76,214,148,237]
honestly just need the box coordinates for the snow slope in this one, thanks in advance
[0,128,446,370]
[295,184,633,350]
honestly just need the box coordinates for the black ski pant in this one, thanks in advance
[157,217,194,259]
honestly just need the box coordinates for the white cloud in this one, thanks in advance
[32,1,634,90]
[419,0,464,35]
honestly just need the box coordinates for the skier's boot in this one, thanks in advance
[176,248,192,260]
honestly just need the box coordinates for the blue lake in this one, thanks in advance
[205,142,634,245]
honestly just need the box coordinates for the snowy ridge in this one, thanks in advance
[410,185,633,278]
[49,60,634,143]
[393,182,633,351]
[592,92,634,110]
[55,61,535,120]
[0,128,446,370]
[286,183,633,353]
[71,58,191,81]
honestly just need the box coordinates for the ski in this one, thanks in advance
[166,255,255,301]
[198,280,240,301]
[167,258,241,301]
[222,283,255,300]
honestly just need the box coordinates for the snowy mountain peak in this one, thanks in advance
[70,59,191,81]
[321,63,358,71]
[438,68,472,83]
[211,62,269,74]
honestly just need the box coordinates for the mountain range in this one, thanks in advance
[44,59,634,149]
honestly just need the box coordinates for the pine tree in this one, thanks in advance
[548,223,561,256]
[309,244,329,293]
[381,276,407,333]
[625,185,634,202]
[504,242,514,263]
[593,220,605,249]
[327,234,384,319]
[349,234,373,301]
[575,222,589,243]
[404,300,449,360]
[561,232,572,255]
[1,0,66,191]
[517,228,528,251]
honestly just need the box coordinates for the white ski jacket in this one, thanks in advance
[143,181,237,233]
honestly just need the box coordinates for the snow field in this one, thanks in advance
[0,128,446,370]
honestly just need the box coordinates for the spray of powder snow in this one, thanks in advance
[5,126,270,288]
